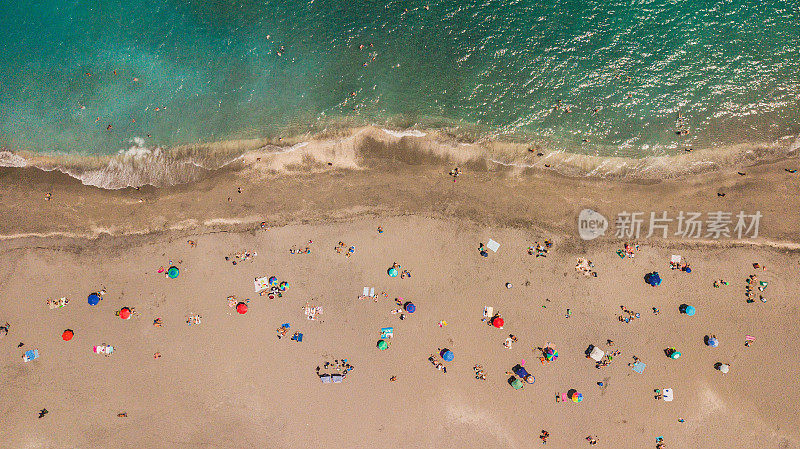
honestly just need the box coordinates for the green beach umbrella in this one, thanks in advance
[377,340,388,350]
[167,266,180,279]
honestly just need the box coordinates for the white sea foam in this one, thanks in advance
[0,127,796,189]
[0,151,29,167]
[380,128,427,138]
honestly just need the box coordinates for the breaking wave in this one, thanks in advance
[0,127,797,189]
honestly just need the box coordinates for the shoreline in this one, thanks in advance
[1,126,798,189]
[1,136,800,243]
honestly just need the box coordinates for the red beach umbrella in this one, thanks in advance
[62,329,74,341]
[492,317,504,328]
[119,307,132,320]
[236,302,248,314]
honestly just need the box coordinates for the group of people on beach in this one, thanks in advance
[529,240,552,257]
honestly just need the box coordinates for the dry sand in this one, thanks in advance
[1,147,800,448]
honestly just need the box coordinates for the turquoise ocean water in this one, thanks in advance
[1,0,798,180]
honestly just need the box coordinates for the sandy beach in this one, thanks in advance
[2,143,800,449]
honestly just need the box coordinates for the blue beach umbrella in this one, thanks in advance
[440,349,454,361]
[707,337,719,347]
[404,302,416,313]
[679,304,696,316]
[167,266,180,279]
[87,293,101,306]
[645,272,662,287]
[388,268,398,277]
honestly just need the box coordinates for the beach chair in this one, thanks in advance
[483,306,493,319]
[23,349,39,362]
[363,287,370,297]
[632,361,646,374]
[663,388,673,402]
[320,374,331,383]
[486,239,500,252]
[331,374,343,383]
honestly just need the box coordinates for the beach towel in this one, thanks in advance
[254,276,271,292]
[23,349,39,362]
[93,345,114,355]
[305,306,323,320]
[589,347,605,362]
[291,333,303,342]
[486,239,500,252]
[48,297,69,309]
[663,388,673,402]
[632,361,646,374]
[381,327,394,339]
[483,306,493,318]
[671,255,682,264]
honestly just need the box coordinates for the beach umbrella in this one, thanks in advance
[119,307,131,320]
[719,363,730,374]
[707,337,719,347]
[404,302,416,313]
[572,392,583,403]
[685,267,692,273]
[62,329,74,341]
[645,272,662,287]
[492,317,504,328]
[87,293,101,306]
[440,349,454,361]
[279,281,288,291]
[545,347,558,361]
[377,340,388,350]
[669,350,681,359]
[679,304,696,316]
[269,276,278,286]
[167,266,180,279]
[236,302,248,314]
[388,267,398,277]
